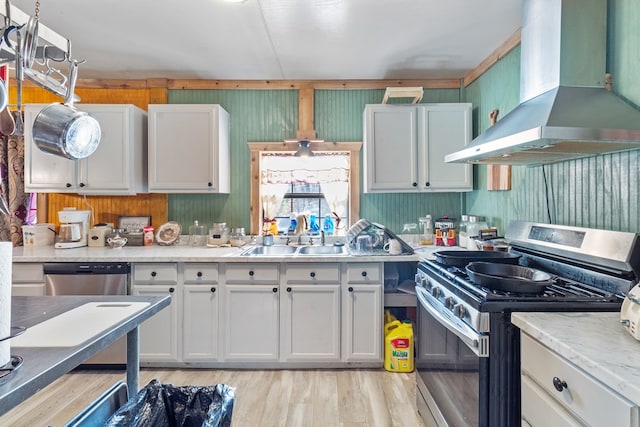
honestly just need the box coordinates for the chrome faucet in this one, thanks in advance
[320,230,325,246]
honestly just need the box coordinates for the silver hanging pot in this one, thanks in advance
[32,60,101,160]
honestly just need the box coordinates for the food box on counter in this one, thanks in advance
[105,231,144,246]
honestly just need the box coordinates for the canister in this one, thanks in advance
[434,216,457,246]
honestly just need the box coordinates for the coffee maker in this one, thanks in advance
[55,208,91,249]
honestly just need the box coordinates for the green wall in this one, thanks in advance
[462,0,640,233]
[167,88,466,234]
[165,0,640,235]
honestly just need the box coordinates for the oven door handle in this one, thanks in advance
[416,286,489,357]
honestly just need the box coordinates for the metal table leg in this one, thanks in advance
[126,327,140,394]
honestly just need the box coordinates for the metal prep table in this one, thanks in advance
[0,295,171,417]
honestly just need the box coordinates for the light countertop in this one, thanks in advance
[512,312,640,405]
[12,244,437,263]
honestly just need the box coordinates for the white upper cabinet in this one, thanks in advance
[24,104,148,195]
[148,104,230,193]
[363,103,472,193]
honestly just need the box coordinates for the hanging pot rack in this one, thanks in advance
[0,2,69,66]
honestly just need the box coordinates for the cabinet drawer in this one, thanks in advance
[521,333,638,426]
[183,263,219,284]
[346,263,382,283]
[133,263,178,284]
[225,263,279,283]
[12,263,44,283]
[286,263,340,283]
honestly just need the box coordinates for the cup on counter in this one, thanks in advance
[356,235,373,253]
[384,238,402,255]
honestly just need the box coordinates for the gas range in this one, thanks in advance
[414,221,640,427]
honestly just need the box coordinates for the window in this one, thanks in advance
[248,141,362,235]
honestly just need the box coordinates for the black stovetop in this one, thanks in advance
[419,258,624,313]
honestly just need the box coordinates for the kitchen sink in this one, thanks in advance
[240,245,298,256]
[296,245,349,255]
[240,244,349,256]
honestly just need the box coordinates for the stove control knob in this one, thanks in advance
[445,297,457,310]
[421,277,432,291]
[431,287,442,298]
[453,304,467,319]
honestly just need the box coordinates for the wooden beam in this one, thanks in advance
[297,85,316,140]
[463,28,521,87]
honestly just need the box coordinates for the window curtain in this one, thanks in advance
[261,152,350,226]
[0,128,31,245]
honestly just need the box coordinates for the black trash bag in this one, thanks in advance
[105,379,235,427]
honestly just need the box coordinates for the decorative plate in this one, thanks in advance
[156,221,182,246]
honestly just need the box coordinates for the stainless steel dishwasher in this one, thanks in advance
[43,262,131,367]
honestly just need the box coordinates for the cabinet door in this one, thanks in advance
[78,105,146,194]
[148,104,230,193]
[11,284,45,296]
[183,285,218,362]
[133,285,180,363]
[363,105,419,192]
[223,284,279,361]
[343,283,383,362]
[421,104,472,191]
[281,284,341,361]
[24,104,77,192]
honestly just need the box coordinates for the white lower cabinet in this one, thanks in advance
[11,262,45,296]
[521,333,638,427]
[223,263,280,361]
[282,264,341,362]
[182,264,219,362]
[343,263,383,361]
[132,263,180,363]
[131,260,386,367]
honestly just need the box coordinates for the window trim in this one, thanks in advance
[248,141,362,235]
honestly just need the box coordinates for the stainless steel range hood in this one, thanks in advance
[446,0,640,166]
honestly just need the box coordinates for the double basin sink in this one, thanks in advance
[240,244,349,256]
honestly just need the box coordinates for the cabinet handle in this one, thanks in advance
[169,287,175,293]
[361,271,367,277]
[249,270,255,277]
[552,376,567,392]
[210,287,216,293]
[79,182,85,187]
[425,182,431,187]
[310,272,316,278]
[412,182,417,187]
[207,182,213,187]
[151,271,157,277]
[65,183,72,188]
[348,287,354,292]
[272,287,278,293]
[287,287,292,293]
[197,271,203,277]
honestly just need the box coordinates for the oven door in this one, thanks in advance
[416,286,489,427]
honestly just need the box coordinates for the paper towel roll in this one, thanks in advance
[0,242,12,367]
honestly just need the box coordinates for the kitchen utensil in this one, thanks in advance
[21,15,38,68]
[355,235,373,253]
[58,223,81,242]
[384,238,402,255]
[13,29,23,135]
[23,46,81,102]
[465,261,552,294]
[32,59,101,159]
[434,250,521,267]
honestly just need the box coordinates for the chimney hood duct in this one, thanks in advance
[445,0,640,166]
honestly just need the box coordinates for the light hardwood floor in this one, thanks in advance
[0,368,426,427]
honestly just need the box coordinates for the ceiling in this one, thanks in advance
[11,0,523,81]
